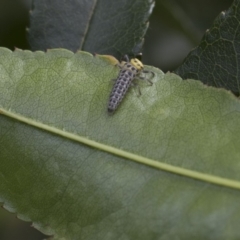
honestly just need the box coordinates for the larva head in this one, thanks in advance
[130,58,143,70]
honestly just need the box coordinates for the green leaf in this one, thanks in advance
[28,0,154,58]
[175,0,240,94]
[1,47,240,239]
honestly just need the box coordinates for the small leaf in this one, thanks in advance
[28,0,155,58]
[175,0,240,94]
[1,48,240,239]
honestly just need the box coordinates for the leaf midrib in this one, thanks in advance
[1,107,240,190]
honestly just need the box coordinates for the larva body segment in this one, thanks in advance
[108,61,140,113]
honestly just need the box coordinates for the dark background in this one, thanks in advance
[0,0,232,239]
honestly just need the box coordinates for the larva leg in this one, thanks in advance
[146,78,153,85]
[137,70,155,85]
[122,55,130,62]
[131,82,142,96]
[136,76,153,86]
[142,70,155,79]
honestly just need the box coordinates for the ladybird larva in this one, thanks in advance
[108,55,154,113]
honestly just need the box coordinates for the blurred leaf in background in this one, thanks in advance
[0,0,233,71]
[143,0,233,71]
[0,0,30,50]
[28,0,154,59]
[175,0,240,94]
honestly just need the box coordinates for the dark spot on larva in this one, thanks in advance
[131,67,135,71]
[128,72,132,76]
